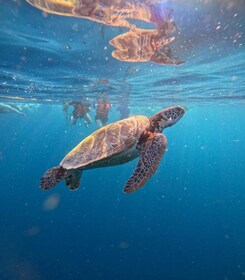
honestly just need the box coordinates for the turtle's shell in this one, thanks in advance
[60,115,150,170]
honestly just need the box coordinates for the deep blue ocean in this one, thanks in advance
[0,1,245,280]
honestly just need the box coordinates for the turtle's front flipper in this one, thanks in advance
[40,166,67,190]
[123,133,167,193]
[64,170,82,190]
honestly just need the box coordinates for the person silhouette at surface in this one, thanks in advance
[117,79,131,120]
[95,97,111,129]
[117,96,130,120]
[69,99,92,127]
[0,103,25,116]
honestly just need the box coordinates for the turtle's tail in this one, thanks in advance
[40,166,66,190]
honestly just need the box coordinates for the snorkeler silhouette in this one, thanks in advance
[95,97,111,128]
[0,103,24,116]
[64,99,92,127]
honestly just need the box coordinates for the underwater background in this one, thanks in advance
[0,1,245,280]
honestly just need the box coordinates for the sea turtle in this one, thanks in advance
[41,106,185,193]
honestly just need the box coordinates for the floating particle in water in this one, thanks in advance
[64,44,72,50]
[118,241,129,249]
[231,76,238,81]
[25,226,40,237]
[126,66,139,75]
[72,24,79,32]
[43,193,60,211]
[42,11,48,18]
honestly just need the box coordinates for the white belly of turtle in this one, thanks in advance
[84,143,138,170]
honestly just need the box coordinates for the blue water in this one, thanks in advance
[1,1,245,280]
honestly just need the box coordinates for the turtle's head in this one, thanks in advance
[150,106,185,132]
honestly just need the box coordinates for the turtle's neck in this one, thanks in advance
[148,114,167,133]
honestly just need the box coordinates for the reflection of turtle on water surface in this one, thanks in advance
[26,0,175,29]
[41,106,185,193]
[26,0,182,64]
[110,28,183,65]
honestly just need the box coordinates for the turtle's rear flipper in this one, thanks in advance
[40,166,67,190]
[123,133,167,193]
[64,170,82,191]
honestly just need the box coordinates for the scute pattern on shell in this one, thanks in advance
[60,116,150,170]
